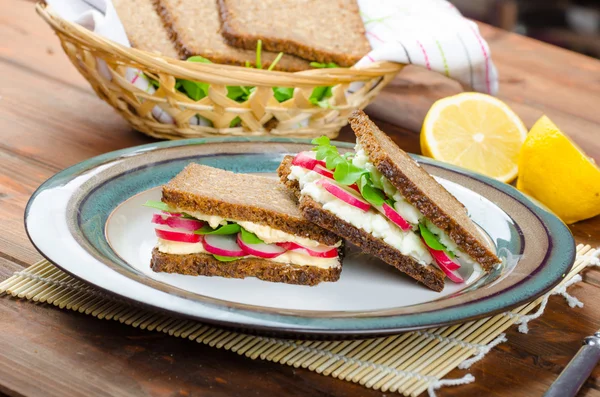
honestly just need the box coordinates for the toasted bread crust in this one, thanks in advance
[154,0,310,71]
[277,159,444,292]
[217,0,371,67]
[349,110,500,270]
[151,248,342,285]
[162,164,340,246]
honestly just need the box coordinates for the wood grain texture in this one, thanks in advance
[0,0,599,396]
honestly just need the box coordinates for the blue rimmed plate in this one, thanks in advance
[25,138,575,338]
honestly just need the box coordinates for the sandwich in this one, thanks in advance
[145,164,343,285]
[277,110,500,291]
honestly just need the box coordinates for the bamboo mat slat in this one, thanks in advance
[1,244,598,397]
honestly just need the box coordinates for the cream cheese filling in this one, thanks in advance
[156,239,340,269]
[352,144,479,264]
[167,207,340,248]
[288,165,433,265]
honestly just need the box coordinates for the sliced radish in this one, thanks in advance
[421,238,463,283]
[276,242,338,258]
[155,227,202,243]
[312,165,360,193]
[429,247,461,271]
[378,203,413,231]
[203,234,245,257]
[313,164,334,179]
[318,179,370,212]
[237,234,286,259]
[162,210,182,217]
[292,151,326,170]
[152,214,204,231]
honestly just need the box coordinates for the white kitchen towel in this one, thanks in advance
[47,0,498,95]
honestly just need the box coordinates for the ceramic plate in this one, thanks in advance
[25,138,575,338]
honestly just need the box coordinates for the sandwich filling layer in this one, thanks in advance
[156,239,340,269]
[288,165,432,265]
[147,202,342,269]
[168,207,330,248]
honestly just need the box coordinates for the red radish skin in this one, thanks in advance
[162,210,182,217]
[421,238,463,282]
[276,241,338,258]
[313,165,334,179]
[317,179,371,212]
[155,228,202,243]
[380,203,413,231]
[236,234,286,259]
[429,248,461,271]
[312,165,360,193]
[152,214,204,231]
[292,152,326,170]
[203,234,246,257]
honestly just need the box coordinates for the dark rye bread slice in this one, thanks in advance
[152,248,342,285]
[277,156,444,292]
[349,110,501,270]
[114,0,181,59]
[155,0,311,71]
[162,163,339,246]
[217,0,371,67]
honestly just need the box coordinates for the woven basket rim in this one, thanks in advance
[36,2,403,88]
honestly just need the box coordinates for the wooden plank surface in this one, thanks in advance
[0,1,599,396]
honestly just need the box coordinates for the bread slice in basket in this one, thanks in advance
[114,0,181,59]
[155,0,311,71]
[217,0,371,67]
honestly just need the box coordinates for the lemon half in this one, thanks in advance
[421,93,527,183]
[517,116,600,224]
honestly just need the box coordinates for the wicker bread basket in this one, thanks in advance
[36,2,403,140]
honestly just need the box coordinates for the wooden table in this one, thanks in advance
[1,1,599,396]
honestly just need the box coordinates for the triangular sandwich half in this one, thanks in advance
[147,164,343,285]
[278,110,500,291]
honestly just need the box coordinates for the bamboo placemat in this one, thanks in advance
[2,244,598,397]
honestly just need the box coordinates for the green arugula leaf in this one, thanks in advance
[315,145,336,161]
[143,200,172,212]
[325,154,346,170]
[273,87,294,102]
[226,86,254,102]
[309,62,339,68]
[147,75,160,88]
[333,161,366,185]
[357,175,386,206]
[180,79,209,101]
[384,198,395,207]
[229,116,241,127]
[419,224,447,251]
[194,223,241,235]
[309,86,333,107]
[240,228,264,244]
[311,136,330,146]
[187,55,212,64]
[213,255,243,262]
